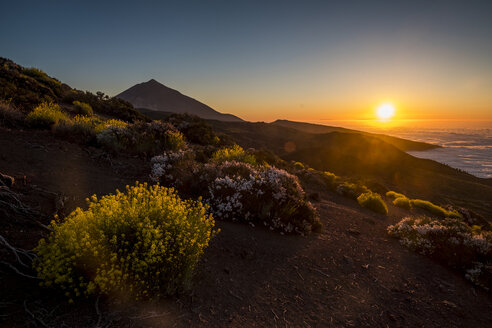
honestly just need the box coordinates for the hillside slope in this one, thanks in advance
[272,119,439,151]
[0,57,147,122]
[209,120,492,217]
[1,126,491,327]
[116,79,243,122]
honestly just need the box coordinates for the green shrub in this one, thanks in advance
[411,199,462,218]
[97,121,185,156]
[393,196,412,210]
[54,115,105,143]
[321,171,338,189]
[72,100,93,116]
[0,101,24,127]
[336,182,369,200]
[211,145,256,165]
[25,101,69,128]
[22,67,61,86]
[386,191,406,200]
[34,183,217,300]
[293,162,305,170]
[388,216,492,290]
[62,90,146,123]
[103,118,128,130]
[357,192,388,215]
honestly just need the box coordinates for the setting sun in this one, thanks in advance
[376,103,396,120]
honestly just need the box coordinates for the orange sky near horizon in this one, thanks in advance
[5,1,491,129]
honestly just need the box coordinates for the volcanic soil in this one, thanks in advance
[1,126,491,327]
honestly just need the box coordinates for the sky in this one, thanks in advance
[1,0,491,125]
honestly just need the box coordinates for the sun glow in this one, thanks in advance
[376,103,395,121]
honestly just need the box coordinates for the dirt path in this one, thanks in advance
[1,127,491,327]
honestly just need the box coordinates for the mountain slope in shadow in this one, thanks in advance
[272,119,438,151]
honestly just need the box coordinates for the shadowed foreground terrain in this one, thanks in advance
[1,127,491,327]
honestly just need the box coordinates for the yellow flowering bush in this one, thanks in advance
[411,199,462,218]
[25,101,70,128]
[385,191,406,200]
[34,183,217,300]
[72,100,93,116]
[393,196,412,210]
[357,191,388,215]
[336,181,369,200]
[211,145,256,165]
[103,118,128,129]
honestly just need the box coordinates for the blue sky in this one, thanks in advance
[1,0,491,122]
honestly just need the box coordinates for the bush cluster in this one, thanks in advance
[150,149,196,189]
[388,216,492,290]
[411,199,462,218]
[22,67,62,88]
[393,196,412,210]
[385,191,462,217]
[385,191,406,200]
[54,115,128,144]
[357,191,388,215]
[336,182,369,200]
[293,162,305,170]
[164,113,225,146]
[151,157,321,235]
[386,191,412,210]
[72,100,93,116]
[62,90,146,123]
[34,183,217,300]
[201,161,321,234]
[0,101,24,127]
[321,171,338,189]
[25,101,70,128]
[97,121,185,156]
[211,145,256,165]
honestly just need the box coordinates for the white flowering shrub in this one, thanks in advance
[388,216,492,290]
[196,161,321,234]
[96,125,135,152]
[150,149,196,191]
[97,121,185,156]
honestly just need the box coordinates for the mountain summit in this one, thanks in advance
[116,79,243,122]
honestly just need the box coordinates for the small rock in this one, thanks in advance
[347,228,360,236]
[343,255,354,265]
[442,300,457,308]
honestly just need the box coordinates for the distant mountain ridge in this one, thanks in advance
[272,119,439,152]
[116,79,243,122]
